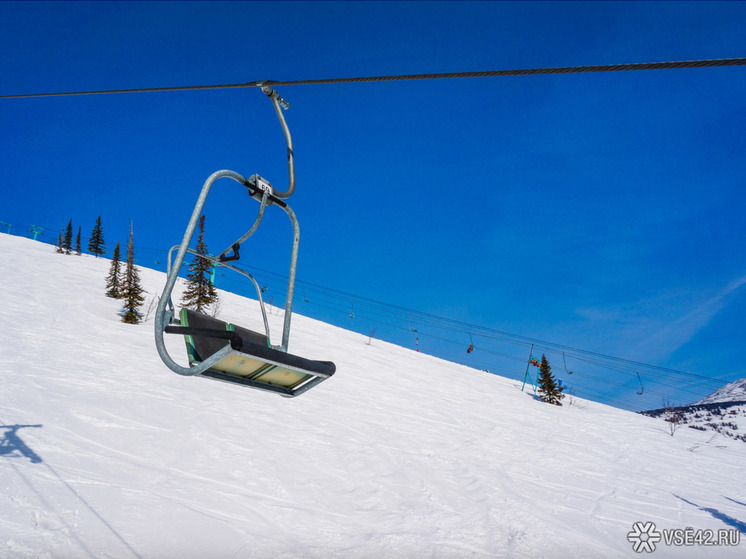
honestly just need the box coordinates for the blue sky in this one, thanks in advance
[2,1,745,410]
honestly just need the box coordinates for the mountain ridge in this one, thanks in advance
[697,377,746,405]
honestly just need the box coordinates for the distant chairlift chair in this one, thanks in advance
[153,87,335,397]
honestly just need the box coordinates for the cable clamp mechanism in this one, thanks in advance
[260,85,290,110]
[246,174,273,201]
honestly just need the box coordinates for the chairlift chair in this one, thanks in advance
[636,372,644,396]
[562,352,574,375]
[154,87,336,397]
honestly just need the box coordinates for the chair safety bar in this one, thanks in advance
[165,244,273,346]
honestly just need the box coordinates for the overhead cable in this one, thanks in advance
[2,57,745,99]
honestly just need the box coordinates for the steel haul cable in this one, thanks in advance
[1,57,745,99]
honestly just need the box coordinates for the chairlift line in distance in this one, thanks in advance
[153,87,335,397]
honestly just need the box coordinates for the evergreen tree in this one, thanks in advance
[63,219,73,254]
[88,216,106,258]
[75,226,82,255]
[120,223,145,324]
[105,242,123,298]
[181,215,219,314]
[537,354,564,406]
[56,231,65,254]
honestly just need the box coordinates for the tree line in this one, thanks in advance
[54,214,219,325]
[56,216,106,257]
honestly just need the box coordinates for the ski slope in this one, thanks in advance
[1,233,744,558]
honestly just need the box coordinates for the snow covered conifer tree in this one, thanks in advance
[106,242,123,298]
[88,216,106,258]
[537,354,564,406]
[181,214,219,314]
[120,223,145,324]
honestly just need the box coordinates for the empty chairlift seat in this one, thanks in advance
[154,87,336,397]
[170,308,335,397]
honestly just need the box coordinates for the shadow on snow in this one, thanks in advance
[674,494,746,534]
[1,423,144,558]
[0,424,43,463]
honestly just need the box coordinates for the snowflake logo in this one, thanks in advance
[627,521,662,553]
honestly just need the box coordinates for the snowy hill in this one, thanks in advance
[640,402,746,444]
[697,378,746,405]
[1,232,744,558]
[640,377,746,444]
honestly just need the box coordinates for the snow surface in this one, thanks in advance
[1,232,744,558]
[697,378,746,405]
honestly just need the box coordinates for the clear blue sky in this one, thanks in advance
[2,1,745,410]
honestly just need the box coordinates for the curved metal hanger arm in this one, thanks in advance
[260,86,295,199]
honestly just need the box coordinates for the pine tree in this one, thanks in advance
[63,219,73,254]
[88,216,106,258]
[75,226,82,255]
[105,242,123,298]
[56,232,65,254]
[181,215,219,314]
[537,354,564,406]
[120,223,145,324]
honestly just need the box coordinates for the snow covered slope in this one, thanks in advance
[698,378,746,405]
[641,376,746,444]
[1,233,744,558]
